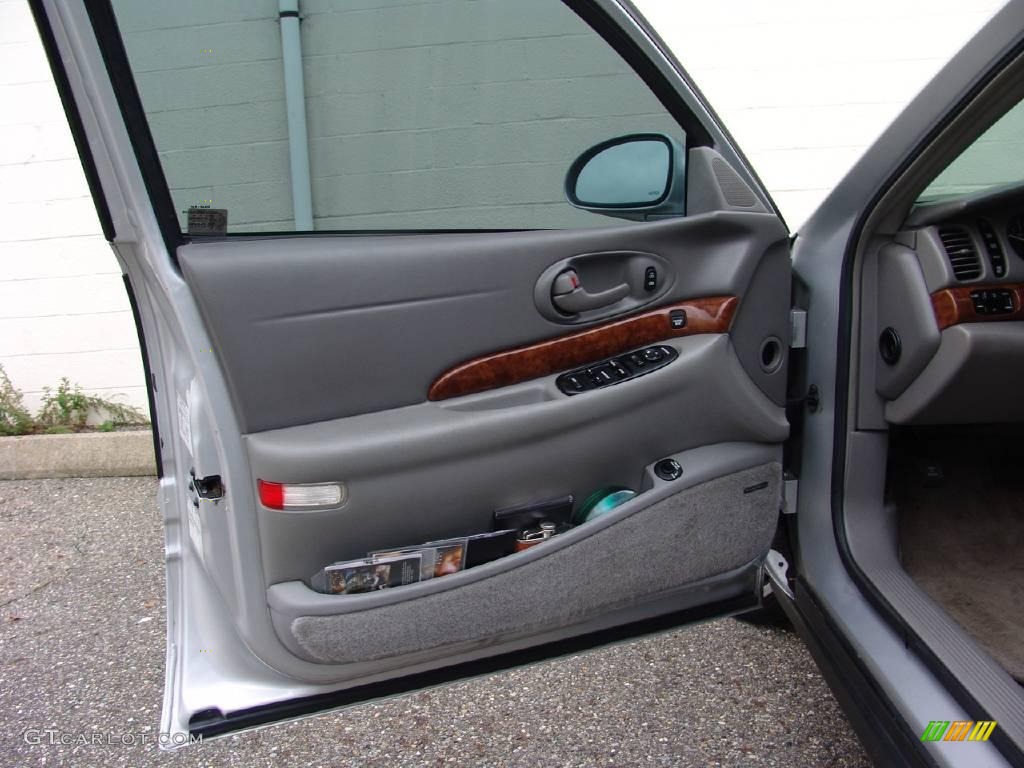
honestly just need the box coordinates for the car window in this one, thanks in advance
[109,0,686,234]
[917,98,1024,202]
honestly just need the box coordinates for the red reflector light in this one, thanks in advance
[257,479,285,510]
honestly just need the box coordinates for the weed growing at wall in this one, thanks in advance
[0,365,149,436]
[0,366,34,436]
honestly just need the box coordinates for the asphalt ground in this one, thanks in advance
[0,477,870,767]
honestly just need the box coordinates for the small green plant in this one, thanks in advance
[37,377,148,430]
[0,369,148,435]
[0,365,34,436]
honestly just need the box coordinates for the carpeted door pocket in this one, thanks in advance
[272,462,781,665]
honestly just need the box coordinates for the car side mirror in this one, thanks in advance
[565,134,685,221]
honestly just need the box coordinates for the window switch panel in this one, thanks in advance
[556,345,678,395]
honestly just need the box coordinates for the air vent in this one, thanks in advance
[938,226,982,280]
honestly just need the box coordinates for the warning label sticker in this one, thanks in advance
[187,206,228,235]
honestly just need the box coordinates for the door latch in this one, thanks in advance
[189,468,223,500]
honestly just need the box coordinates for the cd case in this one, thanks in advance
[313,553,422,595]
[311,528,520,594]
[371,536,468,580]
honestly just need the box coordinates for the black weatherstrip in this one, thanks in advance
[190,590,758,739]
[28,0,114,241]
[82,0,185,255]
[122,275,163,479]
[785,583,938,768]
[829,36,1024,768]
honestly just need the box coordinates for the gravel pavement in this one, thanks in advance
[0,478,870,767]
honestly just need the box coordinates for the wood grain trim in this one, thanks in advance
[931,284,1024,331]
[428,296,738,401]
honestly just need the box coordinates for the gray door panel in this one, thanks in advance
[179,212,787,432]
[169,204,791,680]
[246,335,788,585]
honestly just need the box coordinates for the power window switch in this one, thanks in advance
[565,375,587,392]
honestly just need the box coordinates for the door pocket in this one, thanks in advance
[269,462,781,665]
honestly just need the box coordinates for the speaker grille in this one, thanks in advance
[711,158,757,207]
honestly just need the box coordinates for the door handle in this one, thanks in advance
[551,269,630,314]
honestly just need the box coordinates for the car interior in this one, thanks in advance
[848,63,1024,717]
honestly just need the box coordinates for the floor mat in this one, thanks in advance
[892,429,1024,682]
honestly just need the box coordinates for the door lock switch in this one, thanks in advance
[644,266,658,292]
[669,309,686,329]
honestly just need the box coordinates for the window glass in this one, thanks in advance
[918,99,1024,202]
[110,0,685,233]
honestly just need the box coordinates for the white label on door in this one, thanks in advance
[188,503,203,560]
[176,392,192,458]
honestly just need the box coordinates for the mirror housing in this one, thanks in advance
[564,133,685,221]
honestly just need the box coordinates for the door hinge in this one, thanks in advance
[789,309,807,349]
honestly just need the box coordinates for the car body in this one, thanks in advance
[29,0,1024,764]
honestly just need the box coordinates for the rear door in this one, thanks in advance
[33,0,792,740]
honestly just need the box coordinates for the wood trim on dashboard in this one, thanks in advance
[931,284,1024,331]
[428,296,738,401]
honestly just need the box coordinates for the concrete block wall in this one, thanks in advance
[0,0,147,414]
[115,0,682,232]
[0,0,1009,416]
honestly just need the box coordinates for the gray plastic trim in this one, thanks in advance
[886,323,1024,424]
[686,148,768,216]
[729,239,791,404]
[875,243,941,400]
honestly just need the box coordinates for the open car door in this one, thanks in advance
[32,0,794,740]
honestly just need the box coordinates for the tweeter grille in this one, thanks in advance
[711,158,757,208]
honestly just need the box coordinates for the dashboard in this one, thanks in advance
[871,182,1024,424]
